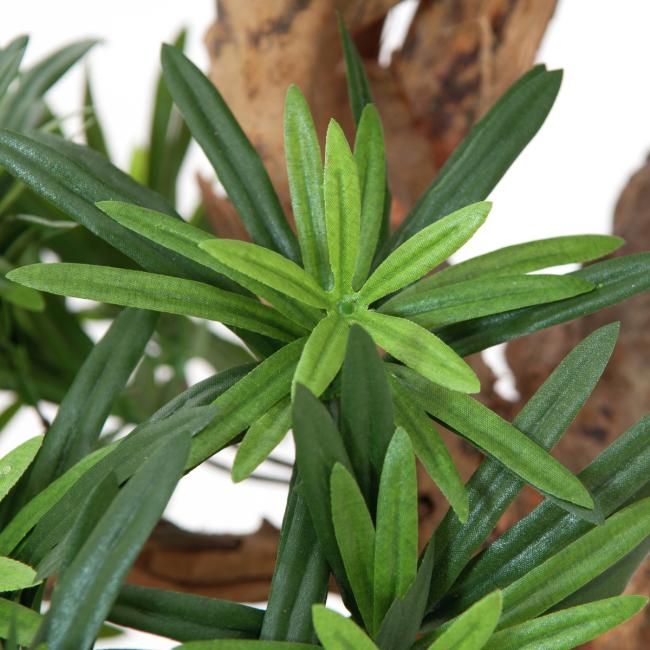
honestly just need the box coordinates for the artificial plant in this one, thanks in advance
[0,18,648,650]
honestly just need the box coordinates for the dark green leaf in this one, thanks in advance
[83,73,109,158]
[338,17,373,125]
[161,44,299,260]
[0,36,28,101]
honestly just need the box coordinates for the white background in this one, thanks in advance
[2,1,650,647]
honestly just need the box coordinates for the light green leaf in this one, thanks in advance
[0,436,42,504]
[382,274,594,328]
[428,591,502,650]
[293,314,349,397]
[359,202,490,306]
[188,339,305,469]
[485,595,647,650]
[356,311,479,393]
[324,119,361,298]
[0,598,41,646]
[232,398,292,482]
[383,66,561,255]
[161,44,299,260]
[374,428,418,630]
[173,641,316,649]
[392,382,468,523]
[97,200,318,329]
[200,239,329,310]
[284,85,329,287]
[414,234,624,291]
[331,464,375,630]
[0,276,44,311]
[7,263,303,342]
[391,367,593,509]
[353,105,386,289]
[0,557,38,592]
[312,605,377,650]
[499,497,650,628]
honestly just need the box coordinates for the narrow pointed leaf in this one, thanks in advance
[428,324,619,610]
[0,557,38,592]
[439,412,650,618]
[442,253,650,356]
[188,339,305,469]
[484,596,647,650]
[37,428,191,650]
[324,120,361,297]
[110,584,264,642]
[497,497,650,628]
[383,66,561,255]
[338,17,373,124]
[83,73,109,158]
[361,203,490,305]
[356,311,479,393]
[340,324,394,506]
[233,398,292,482]
[391,366,593,509]
[0,598,41,646]
[261,475,328,643]
[294,314,349,397]
[174,642,316,650]
[285,85,329,286]
[98,200,318,329]
[200,239,329,309]
[373,428,418,630]
[392,382,467,523]
[161,44,299,260]
[353,105,386,288]
[8,263,302,342]
[312,605,377,650]
[331,464,375,630]
[427,591,502,650]
[0,36,28,101]
[0,436,42,504]
[414,234,624,291]
[382,274,594,328]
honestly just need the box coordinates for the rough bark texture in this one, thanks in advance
[130,1,649,645]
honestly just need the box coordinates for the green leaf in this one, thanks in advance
[161,44,299,260]
[413,234,624,291]
[427,591,502,650]
[200,239,329,309]
[497,497,650,628]
[173,641,316,649]
[440,411,650,619]
[312,605,377,650]
[284,85,329,287]
[7,263,303,342]
[294,314,349,397]
[338,17,373,125]
[324,119,361,297]
[428,323,619,611]
[356,311,479,393]
[233,398,292,482]
[353,105,386,288]
[0,557,37,592]
[0,598,41,646]
[392,382,467,523]
[36,428,191,650]
[484,596,647,650]
[381,274,594,328]
[340,324,394,507]
[0,36,28,101]
[188,340,305,470]
[18,308,156,505]
[360,203,490,306]
[0,436,42,504]
[0,275,44,311]
[110,584,264,642]
[373,428,418,630]
[292,385,354,601]
[261,476,328,643]
[331,463,375,630]
[98,200,318,328]
[83,73,109,158]
[391,366,593,509]
[442,253,650,356]
[383,66,561,255]
[0,39,96,130]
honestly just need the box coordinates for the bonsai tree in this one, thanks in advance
[0,20,648,650]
